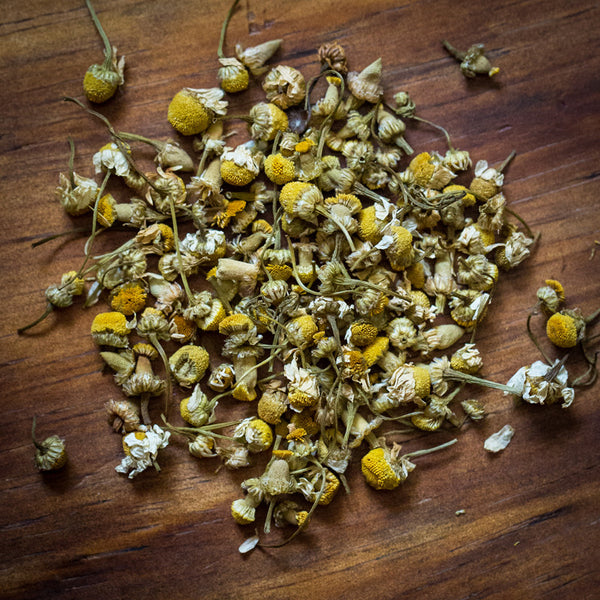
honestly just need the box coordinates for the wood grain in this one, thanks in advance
[1,0,599,599]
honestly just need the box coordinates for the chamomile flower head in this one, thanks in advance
[167,88,228,136]
[262,65,306,109]
[56,172,99,216]
[116,424,171,479]
[168,345,210,387]
[279,181,323,221]
[45,271,85,308]
[180,384,217,427]
[220,144,261,187]
[91,311,133,347]
[506,360,575,408]
[218,57,250,93]
[249,102,289,141]
[361,445,415,490]
[264,153,296,185]
[546,312,581,348]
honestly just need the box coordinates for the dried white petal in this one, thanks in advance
[484,424,514,453]
[238,535,260,554]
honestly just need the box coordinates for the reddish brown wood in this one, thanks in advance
[1,0,599,598]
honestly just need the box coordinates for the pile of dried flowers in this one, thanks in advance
[23,0,597,550]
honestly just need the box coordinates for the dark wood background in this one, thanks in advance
[1,0,599,598]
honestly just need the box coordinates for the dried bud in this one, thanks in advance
[318,41,348,75]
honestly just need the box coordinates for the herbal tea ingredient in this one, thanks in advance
[21,0,598,550]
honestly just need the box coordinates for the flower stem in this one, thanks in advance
[443,367,521,394]
[85,0,113,67]
[218,0,241,59]
[404,438,457,460]
[17,303,54,335]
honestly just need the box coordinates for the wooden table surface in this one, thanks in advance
[1,0,599,598]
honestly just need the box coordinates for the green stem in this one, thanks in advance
[443,367,521,394]
[218,0,241,59]
[410,115,453,149]
[404,438,457,460]
[78,168,112,277]
[18,304,54,335]
[526,313,553,364]
[168,195,194,305]
[67,137,76,187]
[31,416,45,451]
[149,333,172,419]
[85,0,113,66]
[32,227,89,248]
[442,40,465,61]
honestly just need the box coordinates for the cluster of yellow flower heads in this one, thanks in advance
[24,0,597,550]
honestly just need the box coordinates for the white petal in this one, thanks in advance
[484,424,514,453]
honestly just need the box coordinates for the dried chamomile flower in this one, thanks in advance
[168,88,228,136]
[82,0,125,103]
[235,39,282,76]
[189,432,217,458]
[362,439,456,490]
[219,441,251,470]
[273,500,310,529]
[347,58,383,104]
[105,398,140,433]
[456,224,495,255]
[169,345,210,387]
[56,171,99,216]
[443,148,472,172]
[495,230,534,270]
[169,314,197,343]
[450,343,483,374]
[144,169,187,214]
[136,307,171,341]
[233,418,273,453]
[180,384,217,427]
[264,153,296,185]
[183,291,226,331]
[218,57,250,93]
[449,290,490,329]
[91,311,133,347]
[279,181,323,222]
[393,91,416,118]
[506,359,575,408]
[318,41,348,75]
[44,271,85,309]
[406,151,454,190]
[249,102,289,142]
[109,281,147,315]
[443,40,499,78]
[373,364,430,412]
[231,494,261,524]
[257,381,288,424]
[470,159,504,200]
[208,363,235,392]
[220,143,261,187]
[546,311,584,349]
[461,398,486,420]
[93,142,130,177]
[121,348,165,405]
[32,417,67,472]
[536,279,565,315]
[387,317,418,350]
[284,357,320,412]
[457,254,499,291]
[116,424,171,478]
[376,105,413,155]
[262,65,306,109]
